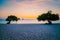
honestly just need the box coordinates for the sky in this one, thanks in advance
[0,0,60,19]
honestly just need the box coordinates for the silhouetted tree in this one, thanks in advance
[37,10,59,24]
[6,15,20,24]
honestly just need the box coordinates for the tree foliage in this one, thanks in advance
[37,10,59,24]
[6,15,19,24]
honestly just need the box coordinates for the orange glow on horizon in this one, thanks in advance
[16,15,38,19]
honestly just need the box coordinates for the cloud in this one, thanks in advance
[34,0,53,2]
[16,0,53,2]
[0,0,60,18]
[15,0,53,4]
[0,0,14,7]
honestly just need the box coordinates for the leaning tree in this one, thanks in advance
[37,10,59,24]
[6,15,20,24]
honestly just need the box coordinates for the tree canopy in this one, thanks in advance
[6,15,19,24]
[37,10,59,24]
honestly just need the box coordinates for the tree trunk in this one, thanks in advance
[47,20,52,24]
[7,21,11,24]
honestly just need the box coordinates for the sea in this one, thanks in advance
[0,24,60,40]
[0,19,60,40]
[0,19,60,24]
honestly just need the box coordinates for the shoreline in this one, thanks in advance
[0,23,60,25]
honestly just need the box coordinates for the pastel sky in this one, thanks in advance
[0,0,60,19]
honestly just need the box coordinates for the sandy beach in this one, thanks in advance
[0,24,60,40]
